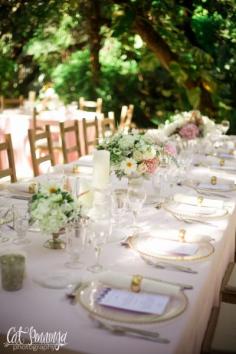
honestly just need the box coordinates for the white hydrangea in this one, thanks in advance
[119,135,136,149]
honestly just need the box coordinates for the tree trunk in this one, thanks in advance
[134,16,177,71]
[82,0,101,89]
[133,15,214,112]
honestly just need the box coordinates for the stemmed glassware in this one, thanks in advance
[220,120,230,135]
[111,189,127,226]
[87,217,112,273]
[13,206,30,245]
[127,185,146,233]
[0,206,13,243]
[65,217,87,269]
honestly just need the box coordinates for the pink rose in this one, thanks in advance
[179,123,200,140]
[143,158,158,174]
[164,143,177,157]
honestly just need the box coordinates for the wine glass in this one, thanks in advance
[65,218,87,269]
[111,188,127,226]
[13,206,30,245]
[221,120,230,135]
[0,206,13,243]
[127,186,146,233]
[87,217,112,273]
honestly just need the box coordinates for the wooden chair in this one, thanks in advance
[221,262,236,304]
[79,97,102,113]
[28,125,55,176]
[82,117,99,155]
[119,104,134,130]
[201,303,236,353]
[32,108,63,162]
[100,115,116,138]
[0,134,17,182]
[59,120,81,163]
[0,95,24,111]
[32,107,44,131]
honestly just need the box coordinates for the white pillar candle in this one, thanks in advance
[78,177,93,209]
[93,150,110,189]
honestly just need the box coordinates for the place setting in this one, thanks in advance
[183,176,236,199]
[74,270,189,336]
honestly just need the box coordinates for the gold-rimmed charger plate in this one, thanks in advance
[127,235,214,262]
[163,201,228,219]
[196,184,236,193]
[78,280,187,324]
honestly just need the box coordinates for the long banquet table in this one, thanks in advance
[0,157,236,354]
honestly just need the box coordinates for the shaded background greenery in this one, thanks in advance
[0,0,235,131]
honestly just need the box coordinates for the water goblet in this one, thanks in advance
[13,206,30,245]
[87,217,112,273]
[127,186,146,233]
[221,120,230,135]
[111,188,127,226]
[0,207,13,243]
[65,218,87,269]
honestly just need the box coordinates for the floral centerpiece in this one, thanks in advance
[97,131,159,179]
[164,110,215,140]
[29,182,80,249]
[148,110,215,143]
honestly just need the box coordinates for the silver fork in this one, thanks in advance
[142,256,198,274]
[167,210,217,226]
[90,316,170,343]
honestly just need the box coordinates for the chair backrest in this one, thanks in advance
[201,302,236,353]
[32,107,44,131]
[59,120,81,163]
[82,117,99,155]
[100,116,116,138]
[0,95,24,111]
[119,104,134,130]
[79,97,102,113]
[28,125,55,176]
[0,134,17,182]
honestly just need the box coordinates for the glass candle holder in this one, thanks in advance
[1,254,25,291]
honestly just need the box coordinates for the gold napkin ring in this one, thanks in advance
[197,196,204,205]
[211,176,217,185]
[178,229,186,243]
[131,275,143,293]
[219,159,225,166]
[28,182,38,194]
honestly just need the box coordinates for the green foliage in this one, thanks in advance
[52,50,93,103]
[0,0,235,130]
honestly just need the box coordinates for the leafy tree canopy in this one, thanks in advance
[0,0,235,129]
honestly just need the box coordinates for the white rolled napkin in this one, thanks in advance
[77,155,93,167]
[197,182,234,191]
[8,181,38,194]
[53,163,92,175]
[96,271,180,296]
[210,163,236,171]
[174,193,224,209]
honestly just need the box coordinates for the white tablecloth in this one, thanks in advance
[0,163,235,354]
